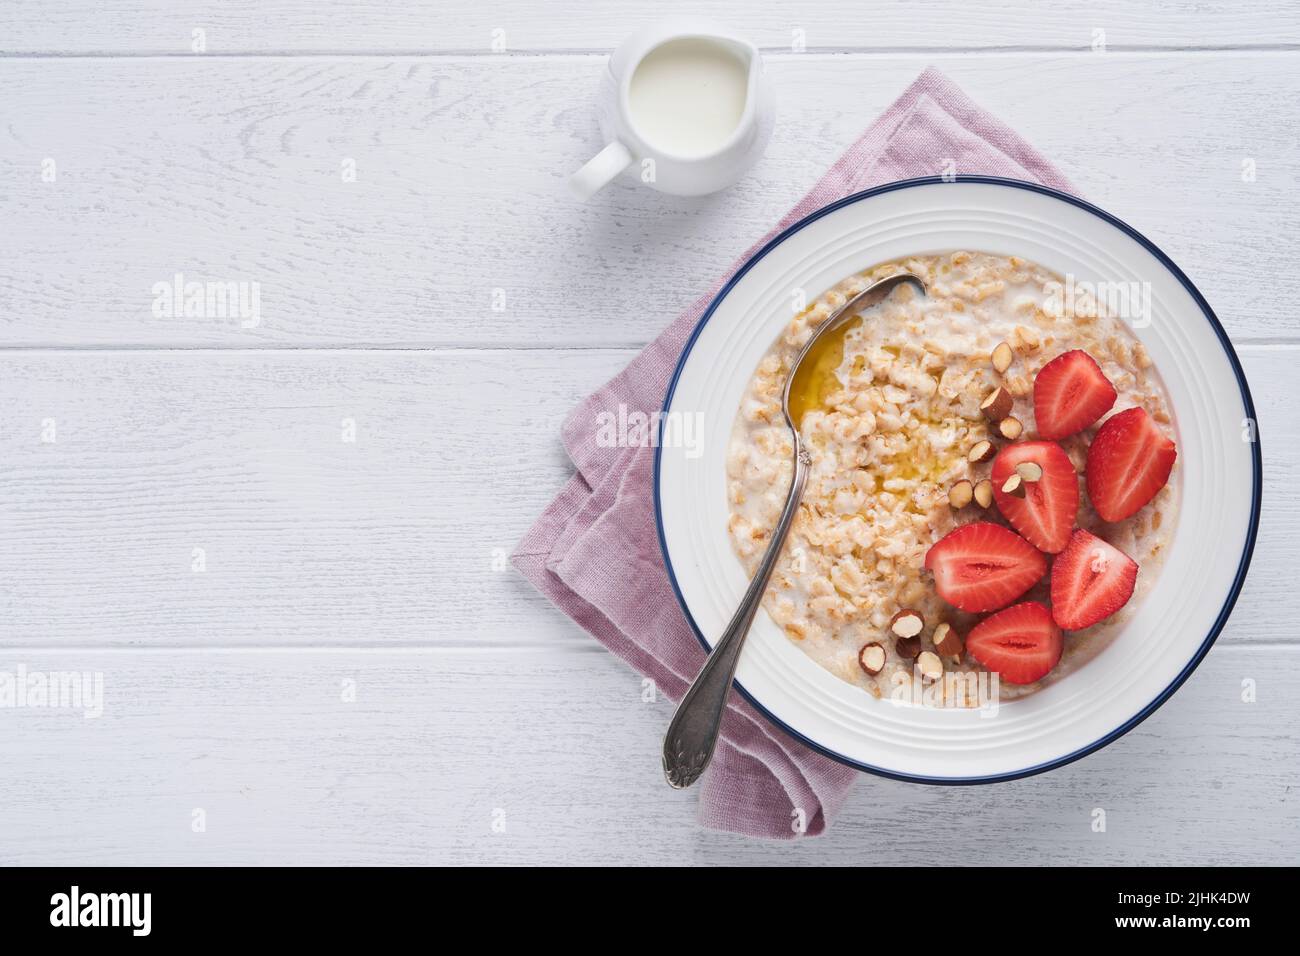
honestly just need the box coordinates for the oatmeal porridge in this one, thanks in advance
[725,252,1179,704]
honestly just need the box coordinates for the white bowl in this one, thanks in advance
[655,176,1261,783]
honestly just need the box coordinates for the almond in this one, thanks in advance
[980,386,1013,422]
[948,479,973,509]
[968,439,995,464]
[1005,374,1032,398]
[890,608,924,638]
[916,651,944,683]
[895,635,922,660]
[932,622,964,663]
[991,341,1014,374]
[973,478,994,508]
[1015,461,1044,483]
[1012,324,1041,354]
[858,641,886,676]
[996,416,1023,440]
[1001,473,1026,498]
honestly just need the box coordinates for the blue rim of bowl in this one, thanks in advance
[653,174,1262,785]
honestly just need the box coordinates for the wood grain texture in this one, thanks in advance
[2,0,1298,53]
[0,645,1293,865]
[0,346,1289,648]
[0,0,1296,863]
[0,348,623,646]
[2,53,1298,347]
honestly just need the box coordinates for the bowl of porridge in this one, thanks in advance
[655,177,1260,782]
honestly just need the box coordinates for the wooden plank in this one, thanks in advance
[2,1,1297,54]
[0,348,624,646]
[0,345,1289,647]
[0,644,1293,864]
[1,53,1298,347]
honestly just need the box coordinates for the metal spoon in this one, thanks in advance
[662,272,929,789]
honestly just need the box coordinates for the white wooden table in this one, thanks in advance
[2,1,1298,865]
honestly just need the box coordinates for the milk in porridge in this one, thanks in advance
[725,252,1178,703]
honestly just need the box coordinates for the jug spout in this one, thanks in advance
[609,16,751,80]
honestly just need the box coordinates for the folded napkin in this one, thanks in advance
[513,67,1077,839]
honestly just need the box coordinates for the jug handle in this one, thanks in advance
[569,141,632,200]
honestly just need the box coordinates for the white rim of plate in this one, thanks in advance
[654,175,1261,784]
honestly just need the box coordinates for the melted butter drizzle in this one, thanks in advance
[787,315,862,427]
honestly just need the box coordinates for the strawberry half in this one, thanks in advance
[1050,528,1138,630]
[966,601,1063,685]
[923,522,1047,613]
[1033,349,1117,439]
[1085,406,1177,522]
[991,440,1079,554]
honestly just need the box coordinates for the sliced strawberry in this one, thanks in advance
[1033,349,1117,439]
[966,601,1063,684]
[991,440,1079,554]
[1050,529,1138,630]
[923,522,1047,613]
[1085,406,1177,522]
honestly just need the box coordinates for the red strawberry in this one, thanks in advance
[924,522,1047,613]
[991,440,1079,554]
[1050,529,1138,630]
[966,601,1063,685]
[1033,349,1117,439]
[1085,407,1177,522]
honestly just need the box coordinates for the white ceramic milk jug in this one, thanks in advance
[569,19,775,200]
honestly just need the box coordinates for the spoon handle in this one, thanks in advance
[662,441,810,789]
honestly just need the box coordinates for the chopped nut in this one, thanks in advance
[968,439,996,463]
[858,642,886,676]
[992,341,1014,374]
[1065,442,1087,473]
[890,608,924,638]
[980,386,1013,422]
[948,479,974,509]
[997,416,1023,440]
[932,622,964,663]
[895,635,922,660]
[1012,324,1041,354]
[916,651,944,683]
[973,478,994,508]
[1015,461,1044,483]
[1004,374,1032,398]
[1001,473,1026,498]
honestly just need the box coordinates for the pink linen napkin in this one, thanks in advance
[513,67,1077,839]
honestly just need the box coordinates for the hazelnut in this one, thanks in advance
[992,341,1014,374]
[895,635,922,660]
[917,651,944,683]
[890,609,924,638]
[948,479,974,509]
[933,622,964,663]
[980,386,1013,422]
[1015,461,1044,483]
[858,642,886,676]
